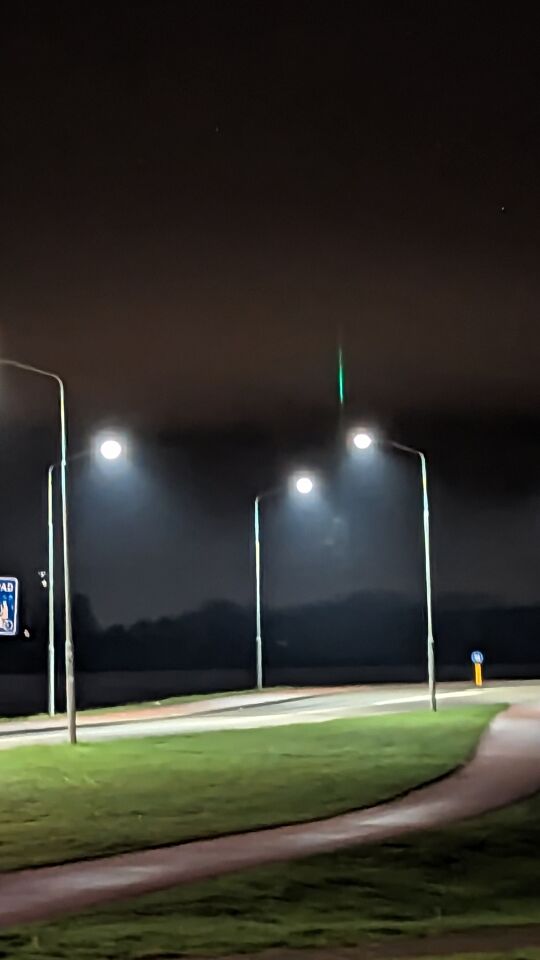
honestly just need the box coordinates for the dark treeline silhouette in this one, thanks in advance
[4,589,540,674]
[76,599,252,672]
[70,590,540,672]
[1,589,539,716]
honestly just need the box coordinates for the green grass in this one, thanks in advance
[0,707,498,873]
[3,791,539,959]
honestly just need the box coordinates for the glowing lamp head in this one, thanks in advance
[100,439,123,461]
[352,431,373,450]
[295,476,314,495]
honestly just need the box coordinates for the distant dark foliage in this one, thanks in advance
[3,590,537,675]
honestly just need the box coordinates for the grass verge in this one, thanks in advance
[0,707,499,872]
[3,791,539,959]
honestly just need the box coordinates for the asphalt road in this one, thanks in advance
[1,680,539,749]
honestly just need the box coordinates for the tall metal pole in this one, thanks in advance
[0,360,76,742]
[47,465,55,717]
[254,495,263,690]
[389,440,436,711]
[419,452,436,712]
[58,380,76,743]
[46,445,113,725]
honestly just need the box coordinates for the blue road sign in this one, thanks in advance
[0,577,19,636]
[471,650,484,665]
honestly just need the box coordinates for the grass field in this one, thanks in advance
[0,707,498,872]
[2,792,538,959]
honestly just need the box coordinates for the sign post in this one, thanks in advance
[471,650,484,686]
[0,577,19,637]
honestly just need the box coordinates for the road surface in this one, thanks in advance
[1,680,539,749]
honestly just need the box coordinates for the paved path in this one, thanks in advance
[0,687,347,736]
[3,681,540,749]
[0,702,539,928]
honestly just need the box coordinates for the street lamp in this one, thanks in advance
[100,438,123,461]
[46,436,124,717]
[350,428,437,711]
[295,475,314,495]
[0,359,76,742]
[352,431,373,450]
[254,473,316,690]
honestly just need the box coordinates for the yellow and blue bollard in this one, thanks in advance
[471,650,484,686]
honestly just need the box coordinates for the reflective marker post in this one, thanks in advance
[471,650,484,686]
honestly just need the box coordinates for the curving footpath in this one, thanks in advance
[1,703,540,929]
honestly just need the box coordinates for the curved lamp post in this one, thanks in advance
[254,474,315,690]
[46,436,124,717]
[351,430,436,712]
[0,359,76,742]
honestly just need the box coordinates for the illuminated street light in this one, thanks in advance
[100,438,123,461]
[295,475,314,495]
[46,434,125,717]
[254,472,315,690]
[350,429,436,711]
[352,430,373,450]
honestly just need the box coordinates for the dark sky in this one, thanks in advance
[2,2,540,625]
[3,1,540,427]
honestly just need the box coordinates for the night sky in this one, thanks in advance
[2,2,540,626]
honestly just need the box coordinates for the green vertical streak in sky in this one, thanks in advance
[338,343,345,407]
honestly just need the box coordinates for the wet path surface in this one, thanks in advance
[0,703,539,928]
